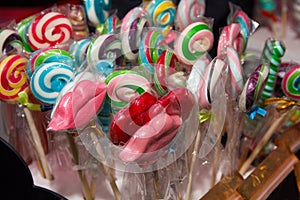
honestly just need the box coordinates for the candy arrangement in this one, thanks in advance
[0,1,299,200]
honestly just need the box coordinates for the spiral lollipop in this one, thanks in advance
[30,62,74,104]
[17,16,35,52]
[0,55,29,102]
[138,29,166,74]
[121,7,149,61]
[105,70,152,111]
[260,39,285,101]
[282,65,300,101]
[69,39,91,69]
[83,0,111,26]
[175,0,205,31]
[144,0,176,36]
[27,12,73,51]
[27,47,74,78]
[87,34,123,72]
[175,22,213,65]
[0,29,23,58]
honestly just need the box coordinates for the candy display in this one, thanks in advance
[282,65,300,101]
[175,22,213,65]
[138,29,166,74]
[0,29,23,58]
[27,12,73,51]
[30,62,74,104]
[144,0,176,36]
[175,0,205,31]
[0,55,29,102]
[83,0,111,26]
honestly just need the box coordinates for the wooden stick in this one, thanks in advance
[238,111,288,175]
[23,107,53,180]
[185,129,201,200]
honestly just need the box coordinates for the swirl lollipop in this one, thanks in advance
[0,29,23,58]
[0,55,29,102]
[27,47,74,78]
[282,65,300,101]
[121,7,149,62]
[105,70,152,111]
[144,0,176,36]
[17,16,35,52]
[138,29,166,74]
[30,62,74,104]
[28,12,73,51]
[83,0,111,26]
[102,15,121,34]
[175,0,205,31]
[87,34,123,72]
[69,39,91,69]
[260,39,285,101]
[174,22,213,65]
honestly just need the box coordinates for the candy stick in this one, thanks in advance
[238,110,289,175]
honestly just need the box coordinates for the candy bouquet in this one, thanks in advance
[0,0,300,199]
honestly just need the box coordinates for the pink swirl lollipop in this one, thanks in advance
[28,12,73,51]
[217,23,243,57]
[282,65,300,101]
[0,55,29,102]
[175,0,205,31]
[175,22,213,65]
[226,46,244,97]
[121,7,149,61]
[198,58,227,109]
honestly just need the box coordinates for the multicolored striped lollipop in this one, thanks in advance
[282,65,300,101]
[0,29,23,58]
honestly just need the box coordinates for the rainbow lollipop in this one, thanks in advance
[282,65,300,101]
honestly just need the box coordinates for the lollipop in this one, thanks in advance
[121,7,149,61]
[175,0,205,31]
[69,39,91,68]
[27,12,73,51]
[239,64,270,113]
[0,29,23,58]
[260,39,285,101]
[68,4,89,40]
[103,15,121,34]
[174,22,213,65]
[87,34,123,70]
[48,80,107,131]
[17,16,35,52]
[144,0,176,36]
[27,47,74,78]
[217,23,243,57]
[0,55,29,102]
[83,0,111,26]
[226,46,244,97]
[153,50,182,95]
[30,62,74,104]
[282,66,300,101]
[198,58,227,109]
[138,29,166,74]
[105,70,152,111]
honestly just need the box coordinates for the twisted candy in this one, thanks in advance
[144,0,176,36]
[0,55,29,102]
[260,39,285,101]
[28,12,73,51]
[0,29,23,58]
[175,0,205,31]
[30,62,74,104]
[84,0,111,26]
[121,7,149,61]
[175,22,213,65]
[282,66,300,101]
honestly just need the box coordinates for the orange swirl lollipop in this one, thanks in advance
[0,55,29,102]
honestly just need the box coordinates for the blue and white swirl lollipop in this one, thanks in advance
[84,0,111,26]
[30,62,74,104]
